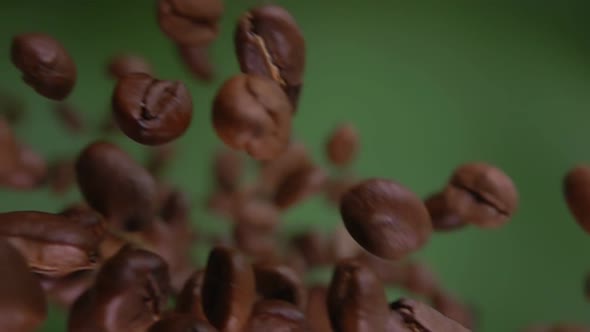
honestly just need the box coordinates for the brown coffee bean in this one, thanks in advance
[48,158,75,195]
[178,45,214,82]
[273,164,326,210]
[176,270,208,321]
[11,33,76,100]
[158,187,191,223]
[17,143,48,185]
[233,222,278,258]
[244,299,310,332]
[0,121,47,189]
[157,0,224,45]
[424,192,466,232]
[340,178,432,260]
[400,261,440,297]
[0,211,101,277]
[255,141,310,197]
[253,261,305,308]
[76,141,158,231]
[564,165,590,234]
[305,286,333,332]
[212,74,292,161]
[389,298,470,332]
[107,54,153,79]
[53,103,85,134]
[201,246,256,332]
[235,5,305,109]
[113,73,193,145]
[327,259,390,332]
[445,162,518,228]
[0,240,47,332]
[325,123,359,167]
[355,252,406,285]
[148,314,217,332]
[291,232,331,268]
[213,149,244,192]
[431,291,475,330]
[38,270,94,308]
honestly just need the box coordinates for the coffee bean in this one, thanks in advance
[213,149,244,192]
[290,232,331,268]
[445,162,518,228]
[256,141,310,195]
[11,33,76,100]
[325,123,359,167]
[340,178,432,260]
[253,261,305,308]
[0,240,47,332]
[157,0,224,45]
[201,246,256,332]
[305,286,332,332]
[0,211,101,277]
[244,299,310,332]
[158,187,191,223]
[176,270,208,321]
[235,5,305,109]
[113,73,193,145]
[48,158,75,195]
[53,103,85,134]
[424,192,466,232]
[107,54,153,79]
[564,165,590,234]
[76,141,158,231]
[355,252,406,285]
[178,45,214,82]
[148,314,217,332]
[273,163,326,210]
[233,221,278,258]
[327,259,390,332]
[38,270,94,308]
[212,74,292,160]
[389,298,470,332]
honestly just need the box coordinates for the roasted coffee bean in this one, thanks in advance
[0,121,47,189]
[212,74,292,160]
[76,141,158,231]
[253,261,305,308]
[158,187,191,223]
[107,54,153,79]
[157,0,224,45]
[273,164,326,210]
[148,313,217,332]
[16,143,48,185]
[113,73,193,145]
[53,103,85,134]
[201,246,256,332]
[424,192,466,232]
[11,33,76,100]
[389,298,470,332]
[400,261,439,297]
[178,45,214,82]
[233,221,278,258]
[213,149,244,192]
[68,246,171,332]
[445,162,518,228]
[233,196,279,228]
[327,259,390,332]
[291,232,331,268]
[146,144,176,177]
[431,291,475,330]
[340,178,432,260]
[38,270,94,308]
[257,141,310,195]
[176,270,208,321]
[564,165,590,234]
[305,286,332,332]
[235,5,305,109]
[0,240,47,332]
[0,211,101,277]
[326,123,359,167]
[48,158,75,194]
[244,299,310,332]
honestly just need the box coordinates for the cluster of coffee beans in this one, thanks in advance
[1,1,589,332]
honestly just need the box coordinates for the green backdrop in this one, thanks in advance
[1,0,590,331]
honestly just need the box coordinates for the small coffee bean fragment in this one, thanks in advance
[107,54,153,79]
[326,123,359,167]
[389,298,470,332]
[235,5,306,109]
[178,45,214,82]
[148,314,218,332]
[340,178,432,260]
[212,74,292,160]
[113,73,193,145]
[424,192,466,232]
[157,0,224,45]
[244,299,310,332]
[564,165,590,234]
[11,33,76,100]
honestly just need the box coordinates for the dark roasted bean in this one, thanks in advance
[157,0,224,45]
[253,261,305,308]
[564,165,590,234]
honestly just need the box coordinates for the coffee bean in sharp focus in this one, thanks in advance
[564,165,590,234]
[244,299,310,332]
[11,33,76,100]
[157,0,224,45]
[113,73,193,145]
[212,74,292,160]
[444,162,518,228]
[148,314,217,332]
[389,298,471,332]
[235,5,305,109]
[340,178,432,260]
[107,54,153,80]
[178,44,214,82]
[325,123,359,167]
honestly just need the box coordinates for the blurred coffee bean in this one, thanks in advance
[327,259,390,332]
[244,299,310,332]
[445,162,518,228]
[235,5,305,109]
[324,175,358,205]
[253,261,305,308]
[233,221,277,258]
[113,73,193,145]
[17,142,48,185]
[11,33,77,100]
[355,252,406,285]
[0,211,101,277]
[157,0,224,45]
[158,187,191,223]
[256,141,310,195]
[0,121,47,189]
[305,286,332,332]
[273,163,326,210]
[389,298,470,332]
[146,144,176,177]
[291,232,331,268]
[76,141,158,231]
[48,158,75,195]
[431,291,475,330]
[206,190,238,219]
[325,123,359,167]
[212,74,292,160]
[68,246,171,332]
[213,148,244,192]
[178,45,214,82]
[176,270,208,321]
[53,103,85,134]
[0,240,47,332]
[424,192,466,232]
[107,54,153,79]
[400,261,440,297]
[148,313,217,332]
[201,246,256,332]
[340,178,432,260]
[564,165,590,234]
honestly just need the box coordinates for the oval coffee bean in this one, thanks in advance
[201,246,256,332]
[0,240,47,332]
[325,123,359,167]
[253,261,305,308]
[76,141,158,231]
[157,0,224,45]
[0,211,101,277]
[176,270,208,321]
[445,162,518,228]
[244,299,310,332]
[148,314,217,332]
[389,298,470,332]
[11,33,76,100]
[178,45,214,82]
[113,73,193,145]
[327,259,390,332]
[340,178,432,260]
[235,5,305,109]
[273,164,326,210]
[212,74,292,161]
[424,192,466,232]
[564,165,590,234]
[107,54,153,79]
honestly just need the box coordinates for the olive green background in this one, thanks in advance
[1,0,590,331]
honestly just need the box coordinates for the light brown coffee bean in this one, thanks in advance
[326,123,359,167]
